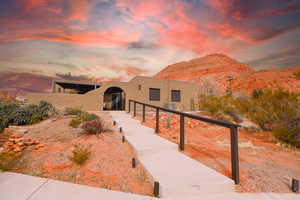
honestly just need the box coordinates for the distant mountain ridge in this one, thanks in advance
[154,54,300,94]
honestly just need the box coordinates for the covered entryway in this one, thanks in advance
[103,87,125,110]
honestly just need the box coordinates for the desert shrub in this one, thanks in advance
[273,126,300,148]
[38,101,56,118]
[12,107,34,125]
[252,88,264,99]
[244,89,300,130]
[81,120,104,134]
[69,118,81,128]
[198,89,300,147]
[79,112,99,122]
[69,144,91,165]
[65,107,82,116]
[198,94,241,122]
[0,101,55,131]
[0,103,20,132]
[66,109,99,128]
[0,151,23,171]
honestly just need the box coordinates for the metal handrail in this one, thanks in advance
[128,99,240,184]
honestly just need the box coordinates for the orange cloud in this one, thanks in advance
[0,28,140,47]
[67,0,89,21]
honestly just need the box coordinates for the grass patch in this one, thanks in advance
[66,107,99,128]
[69,118,82,128]
[65,107,82,116]
[68,144,91,165]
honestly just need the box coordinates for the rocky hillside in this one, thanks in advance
[154,54,300,95]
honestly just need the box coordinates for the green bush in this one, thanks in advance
[69,144,91,165]
[198,94,240,122]
[245,89,300,130]
[69,118,81,128]
[273,126,300,148]
[198,89,300,147]
[81,120,103,134]
[0,101,56,132]
[65,107,82,116]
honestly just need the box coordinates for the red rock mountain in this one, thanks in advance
[154,54,300,95]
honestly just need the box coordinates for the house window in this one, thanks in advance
[138,84,141,90]
[171,90,181,102]
[149,88,160,101]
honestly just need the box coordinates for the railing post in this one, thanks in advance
[133,101,136,117]
[155,108,159,133]
[230,126,239,184]
[179,114,185,151]
[128,100,131,113]
[142,104,145,122]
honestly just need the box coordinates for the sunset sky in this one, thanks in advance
[0,0,300,92]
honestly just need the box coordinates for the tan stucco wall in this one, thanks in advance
[26,76,200,111]
[26,93,100,110]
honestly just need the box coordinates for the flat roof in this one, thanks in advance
[53,79,101,86]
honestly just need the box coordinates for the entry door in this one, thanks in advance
[112,93,122,110]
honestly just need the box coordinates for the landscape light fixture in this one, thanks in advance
[292,178,299,193]
[132,158,136,168]
[153,181,159,197]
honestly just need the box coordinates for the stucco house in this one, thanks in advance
[27,76,200,111]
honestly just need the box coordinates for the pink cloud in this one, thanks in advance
[116,0,167,22]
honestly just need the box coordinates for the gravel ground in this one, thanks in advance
[8,112,153,196]
[134,112,300,193]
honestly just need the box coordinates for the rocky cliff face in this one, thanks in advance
[154,54,300,95]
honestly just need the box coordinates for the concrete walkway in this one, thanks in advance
[1,172,299,200]
[109,111,235,198]
[0,172,155,200]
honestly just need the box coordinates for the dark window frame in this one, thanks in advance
[149,88,160,101]
[171,90,181,102]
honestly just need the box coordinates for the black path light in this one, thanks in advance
[122,136,125,143]
[119,127,122,133]
[292,178,299,193]
[113,120,116,126]
[132,158,136,168]
[153,181,159,197]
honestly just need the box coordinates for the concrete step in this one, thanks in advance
[110,111,235,198]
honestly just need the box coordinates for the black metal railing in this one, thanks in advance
[128,99,240,184]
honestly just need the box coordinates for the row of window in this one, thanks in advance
[149,88,181,102]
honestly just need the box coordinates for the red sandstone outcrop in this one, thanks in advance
[154,54,300,95]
